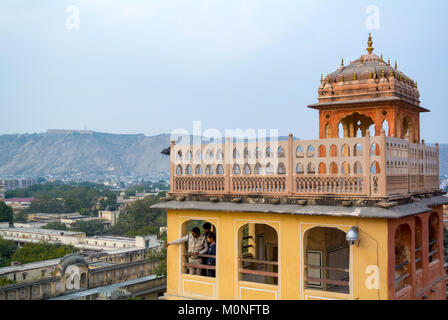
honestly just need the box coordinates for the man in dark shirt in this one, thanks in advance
[205,232,216,277]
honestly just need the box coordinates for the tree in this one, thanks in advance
[10,243,77,264]
[0,237,18,266]
[42,222,68,231]
[147,247,166,277]
[0,277,16,286]
[0,202,13,224]
[70,220,106,236]
[107,195,166,237]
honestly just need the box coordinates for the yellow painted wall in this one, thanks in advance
[165,209,390,300]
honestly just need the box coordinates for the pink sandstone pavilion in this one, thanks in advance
[154,34,448,300]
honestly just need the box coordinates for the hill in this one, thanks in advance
[0,131,170,178]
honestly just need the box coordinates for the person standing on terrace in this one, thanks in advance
[205,232,216,277]
[166,227,208,275]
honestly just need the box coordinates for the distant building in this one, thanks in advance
[0,184,4,200]
[3,198,35,213]
[0,226,160,252]
[0,249,166,300]
[98,210,120,226]
[0,178,37,191]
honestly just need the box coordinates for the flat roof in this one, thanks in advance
[49,275,161,300]
[152,196,448,219]
[0,227,83,236]
[0,258,61,275]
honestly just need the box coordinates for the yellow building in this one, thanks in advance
[154,35,447,300]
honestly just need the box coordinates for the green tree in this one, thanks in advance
[147,247,167,277]
[0,237,18,266]
[0,277,16,286]
[10,243,77,264]
[42,222,68,231]
[107,195,166,237]
[70,220,106,236]
[0,202,13,224]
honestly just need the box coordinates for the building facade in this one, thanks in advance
[154,35,447,300]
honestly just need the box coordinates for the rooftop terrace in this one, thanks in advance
[169,130,440,203]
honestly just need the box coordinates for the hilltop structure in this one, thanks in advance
[154,35,447,300]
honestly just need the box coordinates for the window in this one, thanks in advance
[238,223,278,285]
[354,144,362,157]
[330,145,338,157]
[318,162,327,174]
[371,161,380,174]
[195,150,202,161]
[341,144,350,157]
[181,220,217,278]
[266,163,274,175]
[307,163,315,174]
[277,163,286,174]
[205,150,213,161]
[195,165,203,175]
[318,145,326,158]
[415,217,423,271]
[186,150,192,161]
[266,147,273,158]
[428,212,440,263]
[243,164,251,175]
[394,224,411,293]
[307,146,315,158]
[244,148,250,159]
[278,147,285,158]
[216,149,223,160]
[233,164,241,175]
[233,148,240,159]
[254,163,262,174]
[304,227,349,294]
[216,164,224,175]
[186,165,192,175]
[205,165,214,175]
[354,162,363,174]
[341,162,350,175]
[296,163,304,174]
[176,150,182,161]
[296,146,304,158]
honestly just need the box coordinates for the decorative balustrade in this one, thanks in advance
[169,132,440,198]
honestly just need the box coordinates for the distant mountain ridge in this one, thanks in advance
[0,131,447,178]
[0,131,171,178]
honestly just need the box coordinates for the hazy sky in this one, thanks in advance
[1,1,448,142]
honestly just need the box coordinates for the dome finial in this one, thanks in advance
[395,61,398,70]
[341,58,344,67]
[367,33,374,54]
[320,74,323,84]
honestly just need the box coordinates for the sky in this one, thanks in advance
[1,0,448,142]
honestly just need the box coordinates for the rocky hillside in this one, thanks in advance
[0,131,170,178]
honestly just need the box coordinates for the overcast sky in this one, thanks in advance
[1,1,447,142]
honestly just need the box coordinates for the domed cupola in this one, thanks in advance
[317,34,420,106]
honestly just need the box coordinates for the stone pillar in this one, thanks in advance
[224,138,231,194]
[379,129,387,197]
[436,143,440,191]
[170,140,175,193]
[364,131,371,196]
[422,140,427,190]
[286,133,294,195]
